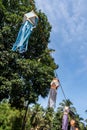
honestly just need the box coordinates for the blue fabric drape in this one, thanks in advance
[12,20,33,53]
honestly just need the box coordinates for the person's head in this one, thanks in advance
[70,119,76,126]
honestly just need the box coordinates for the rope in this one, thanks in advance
[59,83,67,101]
[55,70,76,117]
[55,70,67,101]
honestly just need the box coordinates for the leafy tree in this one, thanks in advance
[30,104,44,130]
[52,109,62,130]
[0,0,57,108]
[0,101,86,130]
[0,101,22,130]
[43,107,54,130]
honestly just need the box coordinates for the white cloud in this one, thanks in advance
[36,0,87,42]
[35,0,87,58]
[35,0,87,71]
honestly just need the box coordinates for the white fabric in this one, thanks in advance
[64,106,69,115]
[23,10,38,25]
[51,79,59,87]
[48,88,57,108]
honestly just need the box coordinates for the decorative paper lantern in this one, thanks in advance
[48,78,60,108]
[62,106,69,130]
[12,10,38,53]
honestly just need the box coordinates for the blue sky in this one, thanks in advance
[35,0,87,120]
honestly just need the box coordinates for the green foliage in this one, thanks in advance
[30,104,44,129]
[0,101,22,130]
[0,101,87,130]
[0,0,57,108]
